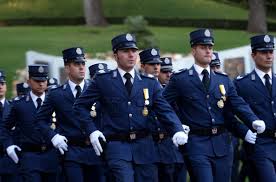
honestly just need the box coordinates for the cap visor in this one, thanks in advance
[31,77,48,81]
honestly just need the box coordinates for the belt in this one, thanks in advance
[106,131,150,142]
[190,126,226,136]
[67,137,91,147]
[258,130,276,139]
[152,132,169,142]
[21,143,52,153]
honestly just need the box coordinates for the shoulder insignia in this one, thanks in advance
[140,73,155,79]
[236,73,249,81]
[173,68,187,75]
[214,71,228,76]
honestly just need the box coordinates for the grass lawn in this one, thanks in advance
[0,24,265,97]
[0,0,249,20]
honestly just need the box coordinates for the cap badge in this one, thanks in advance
[204,29,211,37]
[126,33,133,41]
[164,58,170,64]
[49,78,55,84]
[76,48,82,55]
[151,48,158,56]
[23,83,29,88]
[38,66,44,73]
[98,63,104,70]
[264,35,271,43]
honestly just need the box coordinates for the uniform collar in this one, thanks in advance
[117,67,135,79]
[30,91,45,102]
[68,79,85,92]
[255,67,272,80]
[194,64,210,76]
[0,98,5,106]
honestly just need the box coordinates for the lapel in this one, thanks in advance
[130,71,143,99]
[272,73,276,99]
[188,66,205,92]
[3,99,10,114]
[25,93,37,112]
[251,70,271,99]
[208,70,219,93]
[111,69,129,98]
[63,82,75,103]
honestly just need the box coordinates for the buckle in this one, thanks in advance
[211,127,218,135]
[129,132,136,140]
[41,145,47,151]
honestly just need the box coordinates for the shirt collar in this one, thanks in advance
[255,67,272,80]
[194,64,210,75]
[117,67,135,79]
[68,79,85,92]
[30,91,45,102]
[0,98,5,106]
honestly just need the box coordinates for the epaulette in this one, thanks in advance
[12,95,25,102]
[236,73,249,81]
[214,71,228,76]
[97,69,112,75]
[140,73,155,79]
[173,68,187,75]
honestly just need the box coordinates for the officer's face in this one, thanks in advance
[0,82,7,99]
[141,63,161,78]
[192,44,213,67]
[158,71,172,85]
[28,79,47,96]
[114,48,138,72]
[210,65,221,72]
[252,50,274,72]
[66,62,86,83]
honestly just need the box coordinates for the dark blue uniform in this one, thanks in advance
[2,94,59,182]
[35,80,105,182]
[234,70,276,181]
[0,99,21,182]
[163,66,259,182]
[73,68,184,182]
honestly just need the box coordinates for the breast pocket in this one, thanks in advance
[103,97,122,116]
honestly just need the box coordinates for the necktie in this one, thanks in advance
[0,102,3,117]
[264,74,272,96]
[202,69,210,91]
[36,98,42,110]
[75,85,82,98]
[124,73,133,95]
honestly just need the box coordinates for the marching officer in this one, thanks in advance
[88,63,108,80]
[139,48,187,182]
[0,65,59,181]
[16,82,30,96]
[158,57,173,87]
[163,28,265,182]
[73,33,188,182]
[0,70,21,182]
[210,52,221,72]
[234,34,276,181]
[35,47,105,182]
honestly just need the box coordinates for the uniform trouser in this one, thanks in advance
[63,161,106,182]
[107,158,158,182]
[22,172,56,182]
[157,163,187,182]
[184,154,233,182]
[250,156,276,182]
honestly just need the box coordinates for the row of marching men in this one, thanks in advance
[0,29,275,182]
[0,45,187,182]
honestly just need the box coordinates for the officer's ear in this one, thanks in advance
[113,51,118,61]
[191,45,197,56]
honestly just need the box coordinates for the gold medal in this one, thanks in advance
[217,100,224,108]
[142,107,148,116]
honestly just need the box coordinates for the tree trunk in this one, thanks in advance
[83,0,108,26]
[247,0,267,33]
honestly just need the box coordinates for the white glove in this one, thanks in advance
[182,125,190,134]
[244,130,257,144]
[51,134,68,155]
[252,120,266,134]
[6,145,21,164]
[90,130,106,156]
[172,131,188,147]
